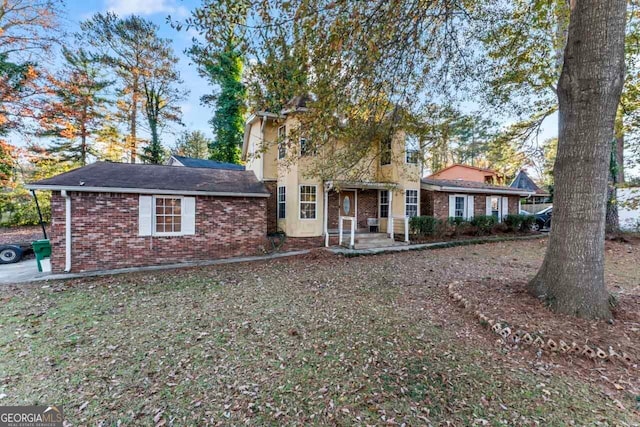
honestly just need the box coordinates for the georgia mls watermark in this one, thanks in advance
[0,406,63,427]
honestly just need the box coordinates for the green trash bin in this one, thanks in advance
[32,239,52,272]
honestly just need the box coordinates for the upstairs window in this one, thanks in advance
[380,136,392,165]
[300,137,313,156]
[278,125,286,159]
[405,135,420,164]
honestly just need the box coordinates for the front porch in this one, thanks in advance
[323,181,410,248]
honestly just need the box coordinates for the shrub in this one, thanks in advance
[520,215,536,232]
[447,216,467,226]
[470,215,497,235]
[409,215,441,236]
[447,217,472,236]
[503,214,524,231]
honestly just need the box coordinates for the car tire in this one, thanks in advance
[531,222,542,232]
[0,245,23,264]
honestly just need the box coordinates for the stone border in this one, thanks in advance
[446,281,636,366]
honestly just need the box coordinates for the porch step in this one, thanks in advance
[353,238,407,249]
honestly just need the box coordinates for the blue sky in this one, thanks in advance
[62,0,213,145]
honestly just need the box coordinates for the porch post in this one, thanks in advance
[354,188,358,231]
[324,185,329,247]
[387,190,393,235]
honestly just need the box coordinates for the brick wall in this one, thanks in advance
[419,190,520,220]
[356,189,378,229]
[50,191,268,273]
[263,180,278,234]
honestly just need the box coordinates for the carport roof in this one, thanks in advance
[26,162,270,197]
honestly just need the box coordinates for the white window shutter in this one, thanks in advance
[501,196,509,220]
[486,196,492,216]
[182,197,196,235]
[138,195,152,236]
[448,195,456,218]
[466,195,474,219]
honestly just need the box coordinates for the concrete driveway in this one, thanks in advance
[0,259,50,284]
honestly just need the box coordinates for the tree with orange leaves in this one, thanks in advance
[37,47,113,165]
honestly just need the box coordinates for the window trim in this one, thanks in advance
[277,186,286,219]
[379,189,389,218]
[405,189,418,218]
[277,125,286,159]
[153,195,184,236]
[298,184,318,220]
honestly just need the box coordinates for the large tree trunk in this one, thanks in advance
[130,76,139,163]
[528,0,626,319]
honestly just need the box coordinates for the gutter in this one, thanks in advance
[420,183,534,197]
[61,190,72,272]
[25,185,271,198]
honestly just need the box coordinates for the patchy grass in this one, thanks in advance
[0,241,639,425]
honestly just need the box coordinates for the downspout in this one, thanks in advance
[61,190,72,272]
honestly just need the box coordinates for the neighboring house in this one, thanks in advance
[242,99,532,246]
[26,162,269,273]
[428,164,506,185]
[510,170,550,205]
[421,178,533,222]
[618,187,640,231]
[168,155,245,170]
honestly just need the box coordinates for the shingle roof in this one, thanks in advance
[27,162,269,197]
[421,177,532,195]
[510,170,549,195]
[170,155,245,170]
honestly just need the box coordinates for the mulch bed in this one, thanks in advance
[452,278,640,397]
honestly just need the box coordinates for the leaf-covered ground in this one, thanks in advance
[1,239,639,425]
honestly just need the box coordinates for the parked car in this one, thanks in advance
[532,206,552,231]
[519,209,531,215]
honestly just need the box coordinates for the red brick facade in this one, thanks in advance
[327,189,379,230]
[420,190,520,219]
[50,191,267,273]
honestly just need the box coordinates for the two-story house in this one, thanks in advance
[242,98,422,248]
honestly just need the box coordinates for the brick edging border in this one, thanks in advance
[446,281,636,366]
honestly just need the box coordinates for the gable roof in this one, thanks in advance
[169,155,245,171]
[26,162,270,197]
[421,177,533,196]
[510,170,549,195]
[428,164,503,178]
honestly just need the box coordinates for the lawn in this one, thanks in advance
[0,239,638,425]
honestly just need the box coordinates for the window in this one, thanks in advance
[155,196,182,234]
[379,190,389,218]
[405,135,420,164]
[454,196,465,218]
[299,185,317,219]
[278,125,286,159]
[277,186,286,219]
[300,137,313,156]
[490,196,500,219]
[405,190,418,218]
[380,136,392,165]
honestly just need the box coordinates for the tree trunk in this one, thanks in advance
[130,76,139,163]
[528,0,626,319]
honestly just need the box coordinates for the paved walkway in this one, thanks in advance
[0,259,50,285]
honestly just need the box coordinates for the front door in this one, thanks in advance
[339,190,356,217]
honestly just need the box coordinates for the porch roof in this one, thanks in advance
[325,180,398,190]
